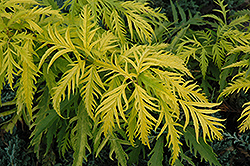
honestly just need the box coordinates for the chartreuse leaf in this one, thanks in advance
[0,47,3,105]
[26,17,43,34]
[72,101,92,166]
[148,135,164,166]
[139,71,178,109]
[3,0,38,6]
[52,62,82,118]
[238,101,250,132]
[40,25,78,70]
[0,1,229,166]
[157,100,182,164]
[15,42,38,118]
[180,100,224,142]
[1,47,21,90]
[66,0,166,43]
[140,69,207,165]
[110,9,126,44]
[202,14,224,25]
[139,73,182,164]
[2,0,61,33]
[96,83,128,135]
[222,59,249,70]
[123,44,192,77]
[97,31,118,56]
[0,0,62,121]
[219,76,250,98]
[127,106,137,146]
[122,5,153,43]
[161,102,182,164]
[109,133,129,166]
[77,5,100,57]
[184,127,222,166]
[130,84,158,147]
[80,65,105,120]
[94,58,134,81]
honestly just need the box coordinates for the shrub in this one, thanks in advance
[0,0,226,165]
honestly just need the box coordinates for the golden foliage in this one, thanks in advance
[0,1,226,165]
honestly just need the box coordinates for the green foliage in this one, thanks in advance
[0,0,62,131]
[150,0,246,17]
[184,127,221,166]
[0,0,227,165]
[176,0,250,97]
[148,135,164,166]
[162,0,250,138]
[153,0,204,45]
[219,45,250,132]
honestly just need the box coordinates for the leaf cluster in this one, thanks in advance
[171,0,250,146]
[0,0,229,166]
[0,0,62,132]
[174,0,250,98]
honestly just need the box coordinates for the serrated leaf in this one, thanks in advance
[184,127,221,166]
[109,134,129,166]
[30,109,58,144]
[52,62,82,118]
[77,5,100,56]
[96,83,128,135]
[170,0,178,24]
[44,118,58,156]
[179,149,195,166]
[176,2,186,23]
[0,108,16,117]
[156,99,182,164]
[127,140,143,165]
[219,76,250,98]
[16,58,37,118]
[200,48,209,78]
[131,84,159,146]
[72,101,92,166]
[180,100,224,142]
[203,14,224,25]
[238,101,250,132]
[127,107,137,145]
[80,65,104,120]
[148,135,164,166]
